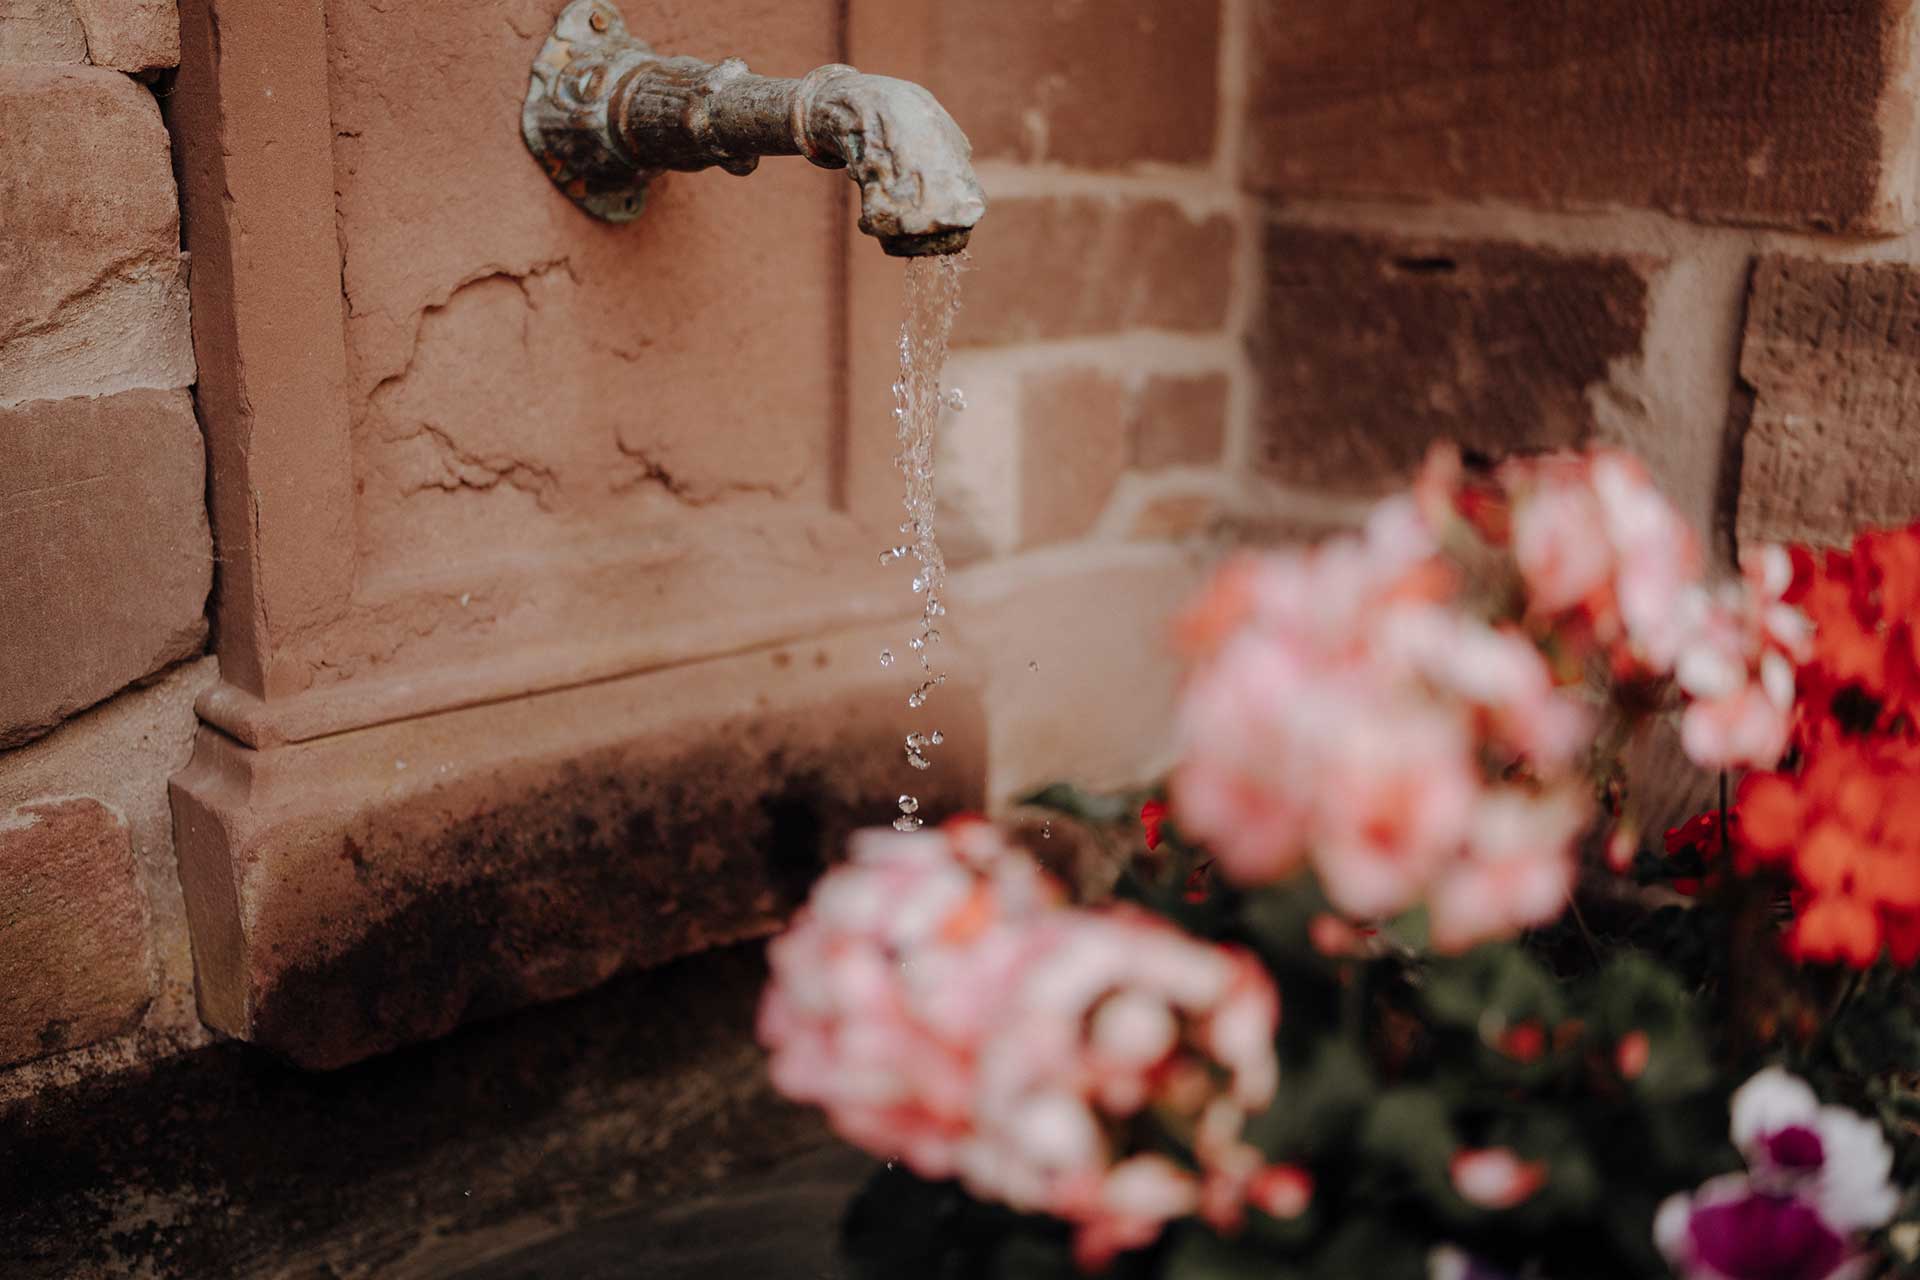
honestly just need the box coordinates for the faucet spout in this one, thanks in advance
[522,1,986,257]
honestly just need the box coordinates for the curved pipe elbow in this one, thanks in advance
[522,1,986,257]
[793,68,988,256]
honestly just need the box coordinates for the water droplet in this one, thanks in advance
[893,814,924,832]
[897,795,920,814]
[908,637,925,652]
[907,692,927,709]
[907,754,933,771]
[930,730,944,745]
[1042,822,1052,840]
[945,388,968,413]
[911,576,927,594]
[1028,660,1040,672]
[879,649,895,668]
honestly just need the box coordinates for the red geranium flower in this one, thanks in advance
[1141,799,1168,851]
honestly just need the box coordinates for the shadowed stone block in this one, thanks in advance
[1253,223,1658,492]
[0,798,152,1067]
[172,626,988,1069]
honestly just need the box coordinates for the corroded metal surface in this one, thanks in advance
[522,0,986,254]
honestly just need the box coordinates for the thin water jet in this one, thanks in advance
[888,253,967,831]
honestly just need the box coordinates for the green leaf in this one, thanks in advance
[1305,1217,1430,1280]
[1422,945,1566,1032]
[1018,782,1139,826]
[1582,953,1713,1102]
[993,1232,1083,1280]
[1361,1087,1458,1199]
[1245,1038,1376,1161]
[1163,1228,1304,1280]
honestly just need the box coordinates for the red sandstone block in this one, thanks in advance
[0,797,152,1066]
[0,389,212,747]
[1246,0,1918,234]
[925,0,1219,169]
[1252,223,1659,492]
[0,0,88,62]
[957,198,1236,347]
[1018,368,1134,546]
[1737,255,1920,548]
[0,64,193,405]
[71,0,177,70]
[1132,372,1229,469]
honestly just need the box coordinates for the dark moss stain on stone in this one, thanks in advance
[247,706,983,1068]
[0,945,828,1279]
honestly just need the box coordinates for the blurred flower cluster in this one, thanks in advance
[1658,1068,1896,1280]
[759,819,1291,1268]
[759,445,1920,1279]
[1706,526,1920,967]
[1170,446,1802,955]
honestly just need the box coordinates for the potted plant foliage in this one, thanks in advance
[760,445,1920,1280]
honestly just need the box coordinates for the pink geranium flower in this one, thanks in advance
[1171,482,1596,951]
[760,822,1284,1267]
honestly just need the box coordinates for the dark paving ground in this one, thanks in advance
[454,1145,876,1280]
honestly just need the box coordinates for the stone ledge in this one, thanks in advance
[172,625,987,1069]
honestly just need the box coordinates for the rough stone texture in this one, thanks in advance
[0,944,831,1279]
[0,390,211,748]
[327,0,836,580]
[173,626,988,1069]
[1737,254,1920,548]
[1246,0,1920,234]
[70,0,176,71]
[0,659,219,1051]
[1132,371,1230,469]
[951,548,1208,801]
[0,0,86,62]
[0,799,151,1068]
[925,0,1219,168]
[1253,222,1658,493]
[169,0,897,734]
[0,64,193,406]
[1018,368,1133,546]
[956,197,1236,347]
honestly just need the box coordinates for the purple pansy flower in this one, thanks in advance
[1656,1068,1896,1280]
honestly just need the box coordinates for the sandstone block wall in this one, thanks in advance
[1233,0,1920,563]
[7,0,1920,1269]
[932,0,1920,592]
[0,0,213,1082]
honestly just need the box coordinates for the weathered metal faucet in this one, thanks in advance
[522,0,987,257]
